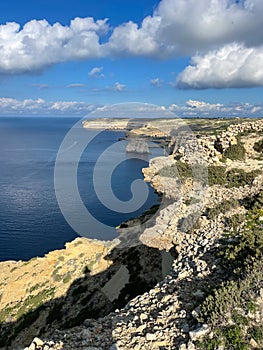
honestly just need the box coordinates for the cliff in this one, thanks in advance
[0,118,263,350]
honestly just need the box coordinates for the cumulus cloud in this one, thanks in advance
[0,17,109,74]
[88,66,104,78]
[107,0,263,58]
[177,43,263,89]
[0,97,96,115]
[113,82,126,92]
[150,78,162,88]
[169,99,263,118]
[0,97,262,118]
[107,17,161,57]
[1,0,263,92]
[1,0,263,74]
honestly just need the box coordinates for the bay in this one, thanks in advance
[0,117,160,261]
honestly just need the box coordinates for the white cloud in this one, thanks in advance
[0,97,261,118]
[150,78,162,88]
[177,43,263,89]
[169,99,263,118]
[107,0,263,58]
[107,17,161,57]
[0,97,96,115]
[0,0,263,92]
[0,17,109,74]
[113,82,126,92]
[185,100,223,109]
[66,83,86,88]
[88,66,104,78]
[32,84,49,89]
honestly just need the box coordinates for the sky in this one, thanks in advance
[0,0,263,118]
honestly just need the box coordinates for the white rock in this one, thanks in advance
[146,333,157,341]
[187,341,196,350]
[140,313,148,321]
[189,324,211,341]
[28,344,36,350]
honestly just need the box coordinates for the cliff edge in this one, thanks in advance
[0,118,263,350]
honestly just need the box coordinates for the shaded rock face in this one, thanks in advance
[126,139,149,154]
[0,239,172,349]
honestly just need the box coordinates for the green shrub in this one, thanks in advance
[223,325,248,350]
[197,335,222,350]
[248,326,263,342]
[226,168,260,188]
[253,138,263,153]
[206,199,239,220]
[52,267,62,282]
[16,288,55,320]
[223,141,246,161]
[242,189,263,210]
[225,213,245,231]
[62,274,71,284]
[208,166,226,185]
[158,161,192,178]
[221,209,263,266]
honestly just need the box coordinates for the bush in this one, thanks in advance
[242,189,263,210]
[223,325,248,350]
[225,213,245,231]
[248,326,263,342]
[208,166,226,185]
[220,209,263,266]
[206,199,239,220]
[226,168,260,188]
[158,161,207,183]
[198,208,263,349]
[223,141,246,161]
[253,138,263,153]
[158,161,192,179]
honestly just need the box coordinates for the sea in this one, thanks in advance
[0,117,162,262]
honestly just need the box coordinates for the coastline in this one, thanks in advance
[1,117,263,350]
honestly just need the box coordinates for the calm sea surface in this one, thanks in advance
[0,117,160,261]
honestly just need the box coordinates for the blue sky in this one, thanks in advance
[0,0,263,117]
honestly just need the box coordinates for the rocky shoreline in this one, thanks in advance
[0,118,263,350]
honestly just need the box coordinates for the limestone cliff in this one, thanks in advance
[1,118,263,350]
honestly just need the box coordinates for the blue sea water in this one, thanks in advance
[0,117,160,261]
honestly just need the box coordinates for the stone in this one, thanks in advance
[187,341,196,350]
[189,324,211,341]
[140,313,148,321]
[108,344,120,350]
[146,333,157,341]
[249,338,259,348]
[137,324,147,333]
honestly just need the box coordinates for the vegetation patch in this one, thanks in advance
[205,199,239,220]
[207,165,226,185]
[222,141,246,161]
[16,287,55,320]
[226,168,260,188]
[253,138,263,153]
[197,209,263,350]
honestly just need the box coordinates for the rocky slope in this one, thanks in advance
[0,118,263,350]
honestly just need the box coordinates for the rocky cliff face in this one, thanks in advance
[1,118,263,350]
